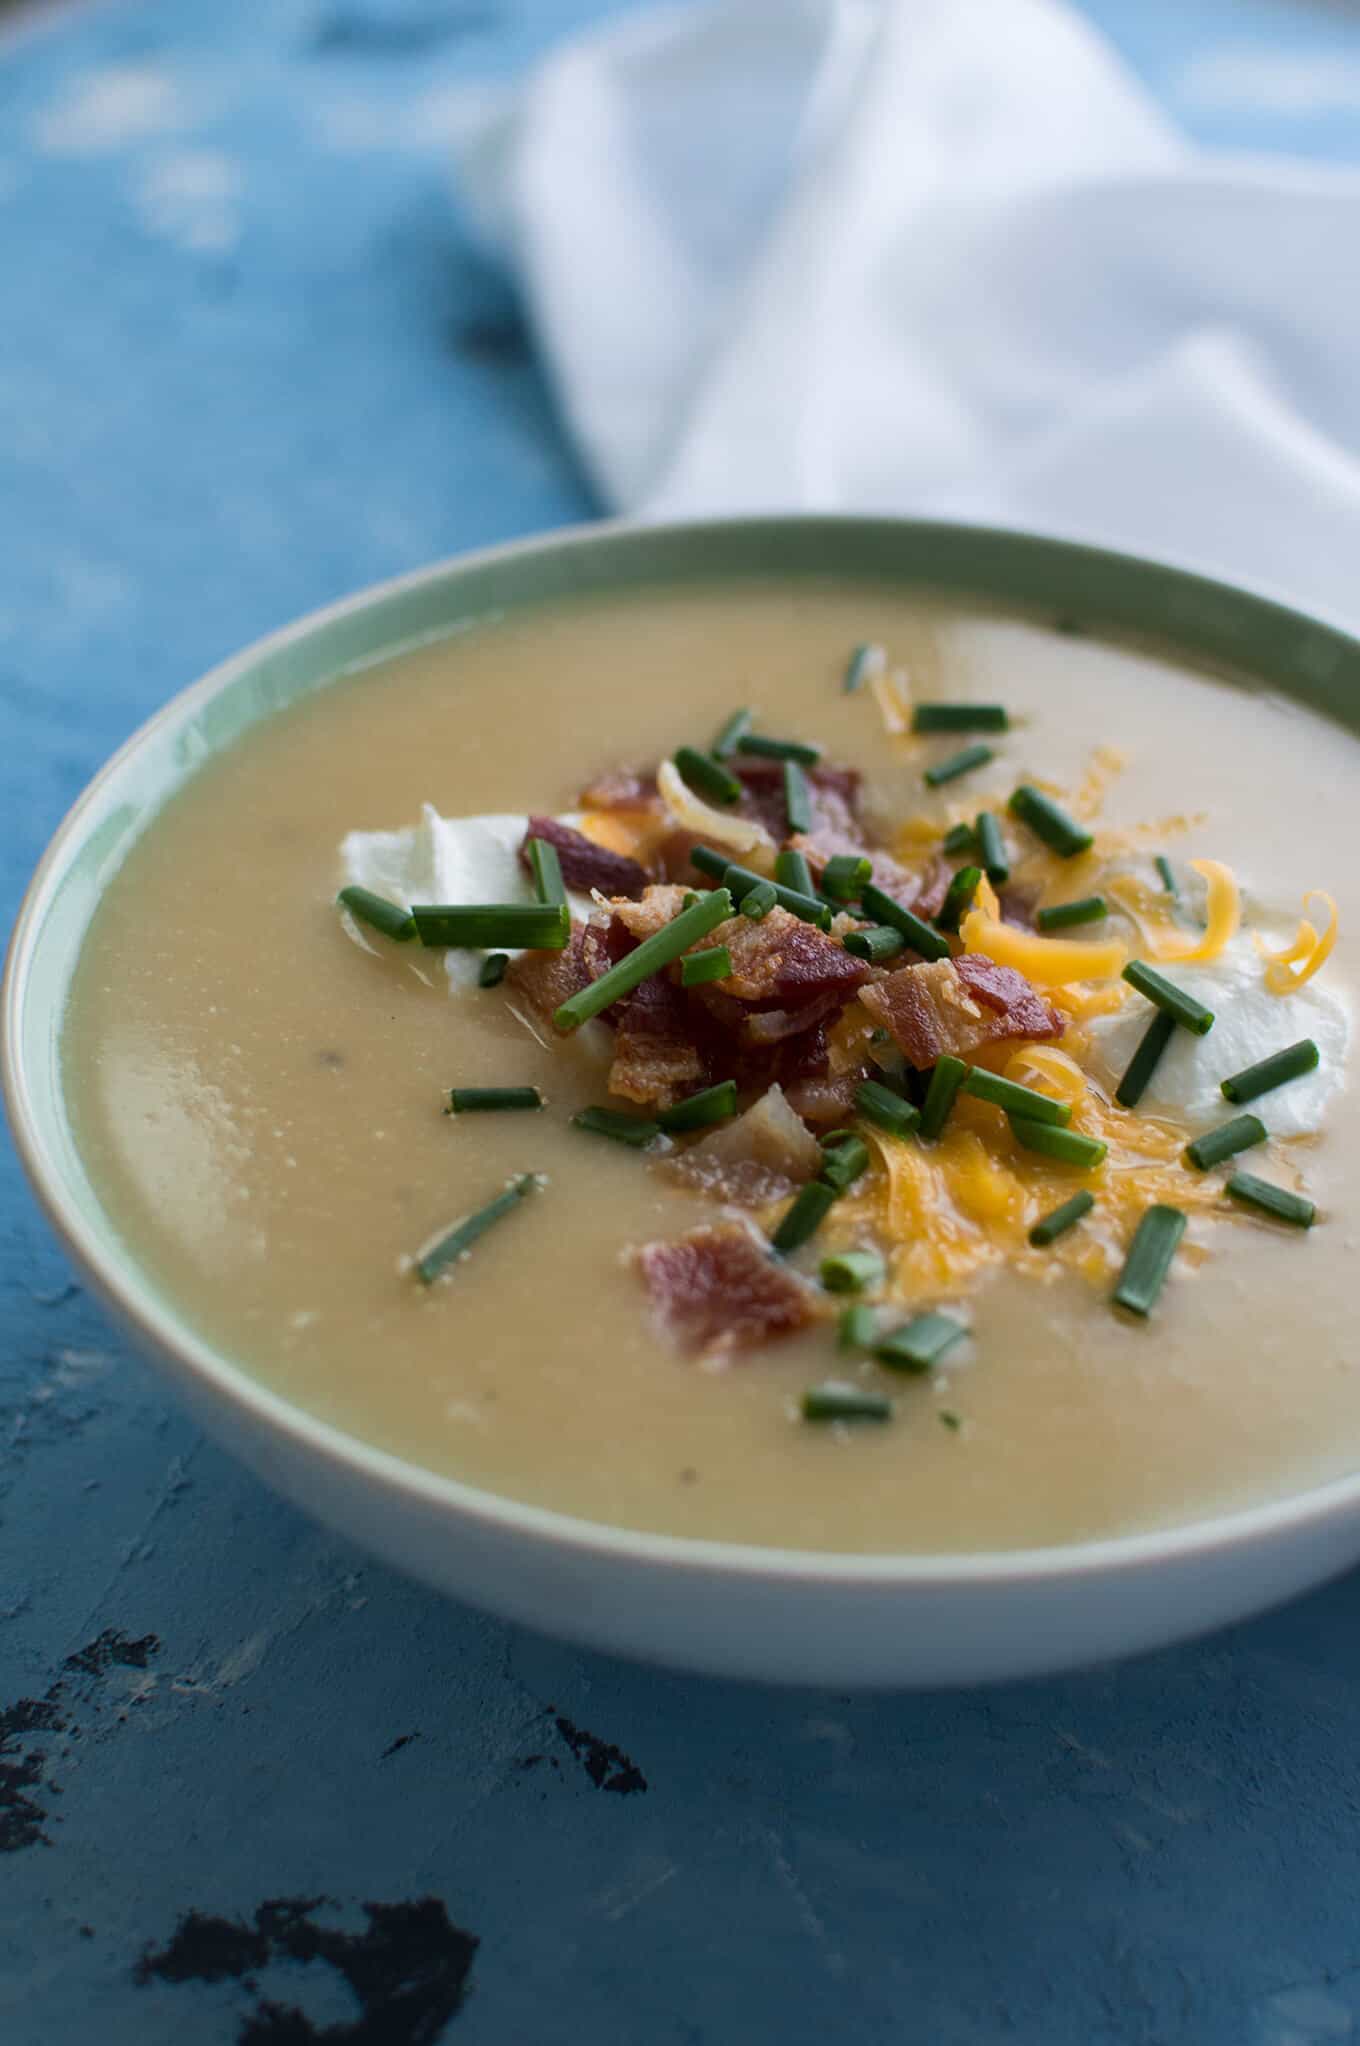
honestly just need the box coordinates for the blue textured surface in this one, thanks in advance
[4,2,1360,2039]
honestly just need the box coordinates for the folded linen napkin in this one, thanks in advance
[457,0,1360,627]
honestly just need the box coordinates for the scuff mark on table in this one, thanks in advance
[552,1711,648,1795]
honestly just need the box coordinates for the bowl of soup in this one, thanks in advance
[6,516,1360,1686]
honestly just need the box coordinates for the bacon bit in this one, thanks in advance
[633,1221,819,1355]
[501,926,592,1032]
[579,768,662,812]
[784,1072,864,1124]
[610,884,692,942]
[859,957,1063,1069]
[741,987,851,1045]
[711,907,870,1007]
[521,815,649,900]
[609,973,705,1106]
[910,856,952,922]
[794,832,922,904]
[996,883,1040,930]
[667,1084,822,1206]
[732,760,862,843]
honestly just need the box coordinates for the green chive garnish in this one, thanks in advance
[1221,1038,1320,1105]
[1113,1204,1186,1316]
[875,1312,967,1374]
[842,925,906,963]
[819,1134,870,1192]
[801,1383,892,1423]
[741,879,778,921]
[525,836,567,908]
[821,853,872,902]
[775,848,815,897]
[711,707,753,760]
[1036,896,1107,932]
[1028,1190,1095,1246]
[690,846,733,883]
[912,704,1008,734]
[554,889,733,1032]
[1010,1120,1107,1168]
[939,1409,962,1432]
[656,1080,738,1133]
[674,745,742,807]
[572,1106,662,1147]
[710,857,833,930]
[942,822,977,858]
[1184,1114,1267,1172]
[783,759,813,836]
[771,1180,838,1254]
[855,1079,920,1137]
[819,1249,885,1294]
[1155,855,1178,898]
[338,886,416,943]
[679,945,731,987]
[1122,960,1214,1037]
[924,743,994,789]
[736,733,822,765]
[838,1303,878,1350]
[974,812,1009,885]
[1226,1172,1315,1228]
[961,1068,1072,1126]
[920,1054,967,1139]
[445,1086,543,1115]
[859,882,950,962]
[412,903,570,950]
[1114,1009,1176,1109]
[937,864,982,933]
[843,643,885,694]
[1007,784,1093,859]
[414,1173,541,1285]
[478,951,509,988]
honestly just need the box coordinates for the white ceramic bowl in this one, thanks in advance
[9,516,1360,1687]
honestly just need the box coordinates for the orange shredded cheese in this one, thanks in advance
[1255,891,1338,995]
[1106,858,1240,964]
[957,909,1126,986]
[868,667,911,736]
[1003,1043,1088,1108]
[656,759,771,854]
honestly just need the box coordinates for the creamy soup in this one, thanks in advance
[62,581,1359,1552]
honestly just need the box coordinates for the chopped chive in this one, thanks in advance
[736,733,822,766]
[713,859,832,930]
[938,1409,962,1432]
[412,902,570,950]
[741,879,778,921]
[911,704,1008,733]
[681,890,701,911]
[1007,784,1093,859]
[819,1249,885,1294]
[555,889,733,1032]
[838,1303,878,1351]
[843,643,885,694]
[414,1173,541,1285]
[1028,1190,1095,1246]
[689,846,731,883]
[711,707,753,760]
[775,848,815,897]
[1184,1114,1267,1172]
[1226,1172,1315,1228]
[942,822,977,858]
[1114,1009,1177,1110]
[1155,855,1178,898]
[1113,1204,1186,1316]
[843,925,907,964]
[478,950,509,988]
[337,885,416,943]
[819,1134,870,1192]
[855,1079,920,1137]
[656,1080,738,1133]
[920,1054,967,1140]
[1036,896,1107,932]
[802,1382,892,1423]
[1221,1038,1320,1106]
[937,864,982,933]
[572,1105,662,1147]
[526,836,568,909]
[783,759,814,836]
[974,812,1009,885]
[679,944,731,988]
[445,1086,543,1115]
[771,1180,838,1254]
[1010,1119,1107,1168]
[821,852,872,902]
[924,743,994,789]
[1122,960,1214,1037]
[674,745,742,807]
[875,1312,967,1374]
[961,1067,1072,1126]
[859,882,950,961]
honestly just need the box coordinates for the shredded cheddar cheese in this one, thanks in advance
[656,759,772,854]
[1002,1043,1088,1108]
[1256,890,1338,995]
[868,667,911,737]
[1106,858,1240,964]
[957,910,1126,986]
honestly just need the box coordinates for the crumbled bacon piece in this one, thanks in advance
[609,973,705,1106]
[610,885,691,942]
[521,816,649,900]
[859,956,1062,1068]
[794,833,939,910]
[578,768,661,812]
[503,926,593,1031]
[711,907,870,1007]
[783,1073,864,1125]
[633,1220,818,1355]
[667,1084,822,1207]
[731,759,862,845]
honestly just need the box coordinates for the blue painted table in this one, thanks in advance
[4,2,1360,2039]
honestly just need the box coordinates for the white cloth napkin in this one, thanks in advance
[457,0,1360,630]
